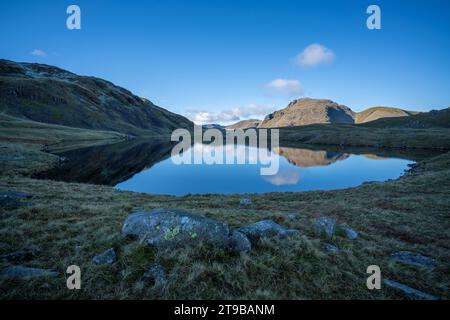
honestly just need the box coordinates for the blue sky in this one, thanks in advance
[1,0,449,124]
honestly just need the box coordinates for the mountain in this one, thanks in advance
[226,119,261,130]
[355,106,416,124]
[202,123,225,130]
[259,98,355,128]
[0,59,193,136]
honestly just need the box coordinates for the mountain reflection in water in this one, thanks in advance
[36,139,423,195]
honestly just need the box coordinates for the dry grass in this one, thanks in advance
[0,139,449,300]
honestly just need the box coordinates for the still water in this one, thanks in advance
[37,140,415,196]
[114,143,414,195]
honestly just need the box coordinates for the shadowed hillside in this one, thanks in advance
[0,59,193,136]
[35,139,176,186]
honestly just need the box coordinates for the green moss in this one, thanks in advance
[163,226,180,240]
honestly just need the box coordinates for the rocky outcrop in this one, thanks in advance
[259,98,355,128]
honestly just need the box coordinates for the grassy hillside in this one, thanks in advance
[362,107,450,129]
[0,113,127,145]
[355,107,416,124]
[0,59,193,136]
[278,123,450,150]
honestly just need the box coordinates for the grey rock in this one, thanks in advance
[279,229,302,239]
[390,251,437,269]
[229,231,252,253]
[91,248,116,265]
[142,263,167,286]
[0,265,58,280]
[0,248,36,263]
[286,213,299,221]
[237,220,297,244]
[122,208,230,249]
[323,243,339,253]
[384,279,438,300]
[239,198,252,205]
[314,216,336,238]
[0,191,32,199]
[337,226,358,240]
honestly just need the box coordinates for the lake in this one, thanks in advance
[38,139,417,195]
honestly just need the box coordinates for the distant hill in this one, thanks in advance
[226,119,261,130]
[202,123,225,130]
[361,107,450,128]
[259,98,355,128]
[256,98,427,128]
[0,59,193,136]
[355,106,416,124]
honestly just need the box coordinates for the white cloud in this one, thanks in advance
[266,78,303,96]
[263,169,301,185]
[30,49,47,57]
[295,43,335,67]
[186,104,275,125]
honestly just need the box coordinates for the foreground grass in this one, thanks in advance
[0,137,449,299]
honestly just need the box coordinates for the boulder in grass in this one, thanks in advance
[229,230,252,253]
[122,208,231,250]
[239,198,252,205]
[0,265,58,280]
[142,263,167,286]
[286,213,300,221]
[0,247,36,263]
[323,243,339,254]
[384,278,438,300]
[314,216,336,238]
[336,226,358,240]
[236,220,300,245]
[390,251,437,269]
[0,191,32,199]
[91,248,117,265]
